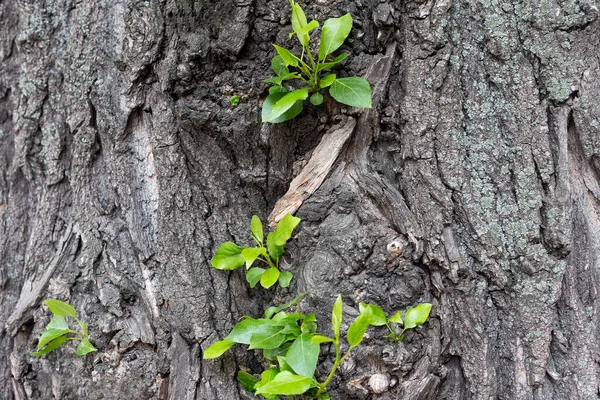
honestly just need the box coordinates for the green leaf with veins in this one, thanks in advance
[267,232,285,262]
[254,371,313,396]
[263,89,309,123]
[44,300,77,317]
[272,56,289,76]
[359,303,387,326]
[320,74,336,88]
[316,53,349,72]
[347,305,372,347]
[227,317,277,344]
[388,311,403,325]
[249,324,287,350]
[273,45,300,67]
[286,334,320,378]
[238,371,259,393]
[273,214,302,246]
[251,215,264,243]
[37,329,70,351]
[211,242,246,270]
[203,339,236,359]
[76,338,97,356]
[261,267,281,288]
[29,336,69,357]
[246,267,266,288]
[329,77,372,108]
[278,271,293,288]
[403,303,432,329]
[318,14,353,61]
[332,295,343,341]
[262,90,304,124]
[289,0,310,47]
[310,92,324,105]
[242,247,266,269]
[47,315,68,331]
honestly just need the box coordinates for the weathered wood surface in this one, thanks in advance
[1,0,599,399]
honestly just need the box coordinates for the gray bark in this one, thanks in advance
[1,0,599,399]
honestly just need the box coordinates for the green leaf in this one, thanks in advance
[80,321,89,337]
[317,392,331,400]
[37,328,70,351]
[227,317,274,344]
[251,215,264,244]
[278,271,293,288]
[388,311,403,325]
[272,56,289,76]
[265,72,301,85]
[286,334,320,378]
[300,321,317,334]
[46,315,68,331]
[273,45,300,67]
[280,321,301,337]
[238,371,259,393]
[277,356,294,373]
[263,88,309,123]
[29,335,69,357]
[273,214,302,246]
[242,247,266,269]
[211,242,246,270]
[44,300,77,317]
[318,14,353,61]
[264,292,308,319]
[263,342,292,361]
[203,339,236,359]
[255,368,280,391]
[267,232,285,261]
[261,267,281,288]
[320,74,336,88]
[246,267,266,288]
[76,338,97,356]
[311,334,335,344]
[332,295,343,341]
[262,91,304,124]
[230,95,240,106]
[297,19,319,36]
[316,53,349,72]
[359,303,387,326]
[329,77,372,108]
[249,324,287,350]
[270,85,287,94]
[403,303,432,329]
[289,0,310,47]
[347,306,372,347]
[310,92,324,106]
[264,76,284,85]
[254,371,313,396]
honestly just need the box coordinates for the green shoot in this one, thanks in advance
[30,299,96,357]
[262,0,372,123]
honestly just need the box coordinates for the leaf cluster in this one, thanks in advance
[204,294,433,399]
[30,300,96,357]
[211,214,301,289]
[262,0,372,123]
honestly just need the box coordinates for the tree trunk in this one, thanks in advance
[1,0,599,399]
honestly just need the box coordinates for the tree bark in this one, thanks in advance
[1,0,599,399]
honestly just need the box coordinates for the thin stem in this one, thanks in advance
[306,47,317,73]
[262,253,277,269]
[316,341,354,398]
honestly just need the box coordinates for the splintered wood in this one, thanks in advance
[268,116,356,228]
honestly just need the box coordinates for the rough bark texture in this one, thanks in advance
[1,0,599,399]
